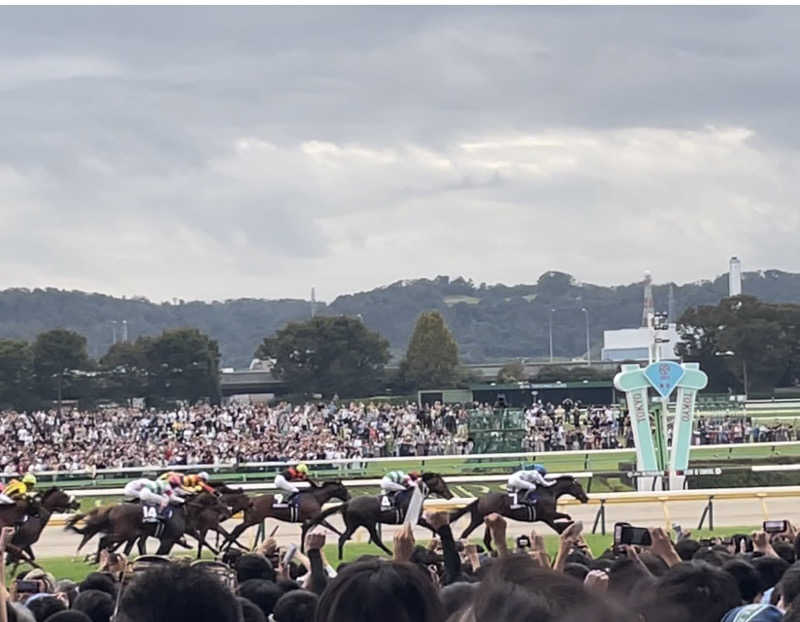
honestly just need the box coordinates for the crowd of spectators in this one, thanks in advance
[0,400,795,474]
[4,513,800,622]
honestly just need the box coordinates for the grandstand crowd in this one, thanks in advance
[0,400,793,474]
[4,514,800,622]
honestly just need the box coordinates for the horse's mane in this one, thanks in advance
[555,475,576,481]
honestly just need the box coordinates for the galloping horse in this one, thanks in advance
[66,492,230,560]
[306,472,453,559]
[8,487,79,565]
[449,475,589,549]
[224,481,350,551]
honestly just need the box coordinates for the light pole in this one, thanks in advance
[548,309,555,362]
[581,307,590,366]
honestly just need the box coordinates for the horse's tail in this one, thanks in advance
[305,502,346,531]
[448,499,478,523]
[66,507,112,551]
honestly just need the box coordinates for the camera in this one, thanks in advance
[764,520,789,534]
[516,535,531,549]
[613,522,652,546]
[15,580,45,594]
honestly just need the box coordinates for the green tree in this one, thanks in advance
[401,311,459,389]
[144,329,221,404]
[677,296,799,394]
[0,339,34,409]
[99,340,150,404]
[32,329,91,409]
[257,316,390,398]
[497,360,526,383]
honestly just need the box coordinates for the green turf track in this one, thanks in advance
[5,525,762,584]
[50,442,800,512]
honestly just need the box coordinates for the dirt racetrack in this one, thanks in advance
[31,494,784,558]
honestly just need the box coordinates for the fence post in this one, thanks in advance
[591,500,607,535]
[698,496,714,531]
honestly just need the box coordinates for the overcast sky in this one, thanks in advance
[2,7,799,302]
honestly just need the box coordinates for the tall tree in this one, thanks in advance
[99,340,150,403]
[0,339,34,409]
[496,360,526,383]
[256,316,390,398]
[401,311,459,389]
[144,329,221,404]
[677,296,799,393]
[31,329,90,409]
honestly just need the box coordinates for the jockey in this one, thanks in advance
[0,473,37,505]
[158,471,215,495]
[274,463,310,502]
[507,464,555,507]
[123,477,184,523]
[380,470,420,507]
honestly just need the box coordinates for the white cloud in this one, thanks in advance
[1,7,800,302]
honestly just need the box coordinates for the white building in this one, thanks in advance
[601,324,682,362]
[729,256,742,297]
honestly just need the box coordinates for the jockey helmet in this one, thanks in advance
[197,471,210,482]
[296,463,309,476]
[524,464,547,475]
[22,473,37,486]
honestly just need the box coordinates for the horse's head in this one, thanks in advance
[555,476,589,503]
[221,491,252,515]
[321,481,351,502]
[40,487,80,512]
[421,472,453,500]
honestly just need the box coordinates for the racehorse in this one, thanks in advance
[448,475,589,549]
[224,481,350,551]
[0,495,45,565]
[7,487,79,566]
[306,472,453,559]
[66,492,230,560]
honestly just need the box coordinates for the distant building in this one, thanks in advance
[729,257,742,297]
[601,324,681,362]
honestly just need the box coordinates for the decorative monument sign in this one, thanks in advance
[614,360,708,491]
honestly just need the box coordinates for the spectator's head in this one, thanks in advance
[315,560,443,622]
[692,546,733,567]
[42,613,91,622]
[239,579,284,619]
[77,574,116,599]
[471,554,625,622]
[237,598,266,622]
[724,559,764,604]
[72,590,114,622]
[24,596,66,622]
[116,564,241,622]
[777,563,800,610]
[237,554,276,583]
[439,582,477,619]
[773,541,797,565]
[640,561,741,622]
[752,556,790,591]
[674,538,701,561]
[608,558,655,602]
[272,590,318,622]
